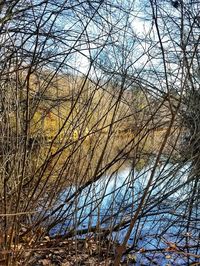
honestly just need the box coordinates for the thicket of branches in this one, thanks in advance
[0,0,199,265]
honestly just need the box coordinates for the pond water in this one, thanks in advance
[50,161,199,265]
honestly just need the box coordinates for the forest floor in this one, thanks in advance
[19,236,121,266]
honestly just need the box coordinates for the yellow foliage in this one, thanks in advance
[43,112,58,139]
[85,127,89,135]
[31,111,42,134]
[31,110,60,139]
[73,130,79,141]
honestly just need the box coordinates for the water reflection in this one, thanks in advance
[50,161,199,264]
[53,162,189,230]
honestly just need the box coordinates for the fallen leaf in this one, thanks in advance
[44,236,50,242]
[39,258,51,266]
[127,254,136,262]
[139,247,146,253]
[167,242,178,251]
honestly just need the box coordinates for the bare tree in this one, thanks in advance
[0,0,199,265]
